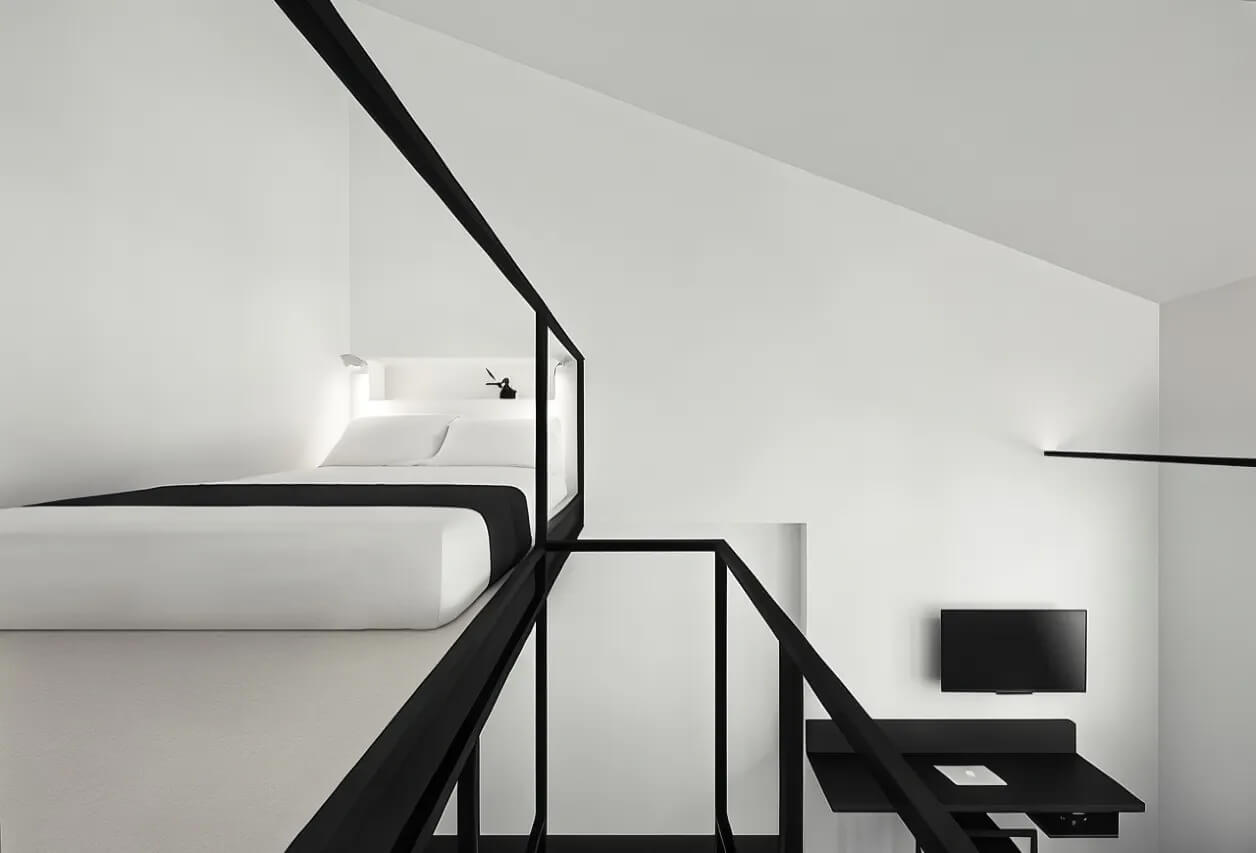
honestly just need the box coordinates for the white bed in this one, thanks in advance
[0,412,572,630]
[0,386,577,633]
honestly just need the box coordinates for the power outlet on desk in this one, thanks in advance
[1027,811,1118,838]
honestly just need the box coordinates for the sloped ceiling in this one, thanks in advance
[361,0,1256,303]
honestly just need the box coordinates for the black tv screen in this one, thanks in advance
[940,609,1086,693]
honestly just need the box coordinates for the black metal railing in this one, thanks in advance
[274,2,979,851]
[273,4,581,852]
[272,0,582,363]
[288,533,982,853]
[287,525,580,853]
[547,540,982,853]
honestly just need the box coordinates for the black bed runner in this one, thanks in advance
[40,483,532,583]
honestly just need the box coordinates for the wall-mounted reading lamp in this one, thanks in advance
[341,355,370,418]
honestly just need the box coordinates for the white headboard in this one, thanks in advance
[348,357,578,496]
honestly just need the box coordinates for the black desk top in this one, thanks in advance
[806,719,1145,816]
[809,752,1145,814]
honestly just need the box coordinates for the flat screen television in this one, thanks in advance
[940,609,1086,693]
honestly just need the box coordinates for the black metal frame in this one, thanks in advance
[286,505,579,853]
[548,541,980,853]
[275,2,976,851]
[271,0,582,362]
[273,3,582,852]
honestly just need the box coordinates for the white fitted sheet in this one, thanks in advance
[0,466,568,630]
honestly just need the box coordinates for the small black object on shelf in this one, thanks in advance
[485,368,517,399]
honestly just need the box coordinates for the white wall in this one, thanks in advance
[344,4,1161,850]
[1159,276,1256,853]
[1,0,353,847]
[0,0,350,508]
[349,94,533,357]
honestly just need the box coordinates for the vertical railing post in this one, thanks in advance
[778,647,803,853]
[457,741,480,853]
[535,312,548,549]
[576,355,585,526]
[531,310,549,853]
[533,581,548,853]
[715,551,732,852]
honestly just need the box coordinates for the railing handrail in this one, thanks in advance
[273,0,582,361]
[285,550,544,852]
[549,538,982,853]
[286,528,978,853]
[717,542,979,853]
[287,495,582,853]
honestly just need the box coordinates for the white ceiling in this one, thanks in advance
[363,0,1256,303]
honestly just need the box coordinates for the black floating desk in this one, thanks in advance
[807,719,1144,842]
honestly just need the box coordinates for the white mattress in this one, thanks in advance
[0,466,568,630]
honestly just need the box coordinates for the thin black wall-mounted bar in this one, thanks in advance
[1045,450,1256,467]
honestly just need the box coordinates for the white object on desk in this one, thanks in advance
[934,765,1007,786]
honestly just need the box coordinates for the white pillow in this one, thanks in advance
[424,416,563,469]
[321,414,456,466]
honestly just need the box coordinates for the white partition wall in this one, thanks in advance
[1159,276,1256,853]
